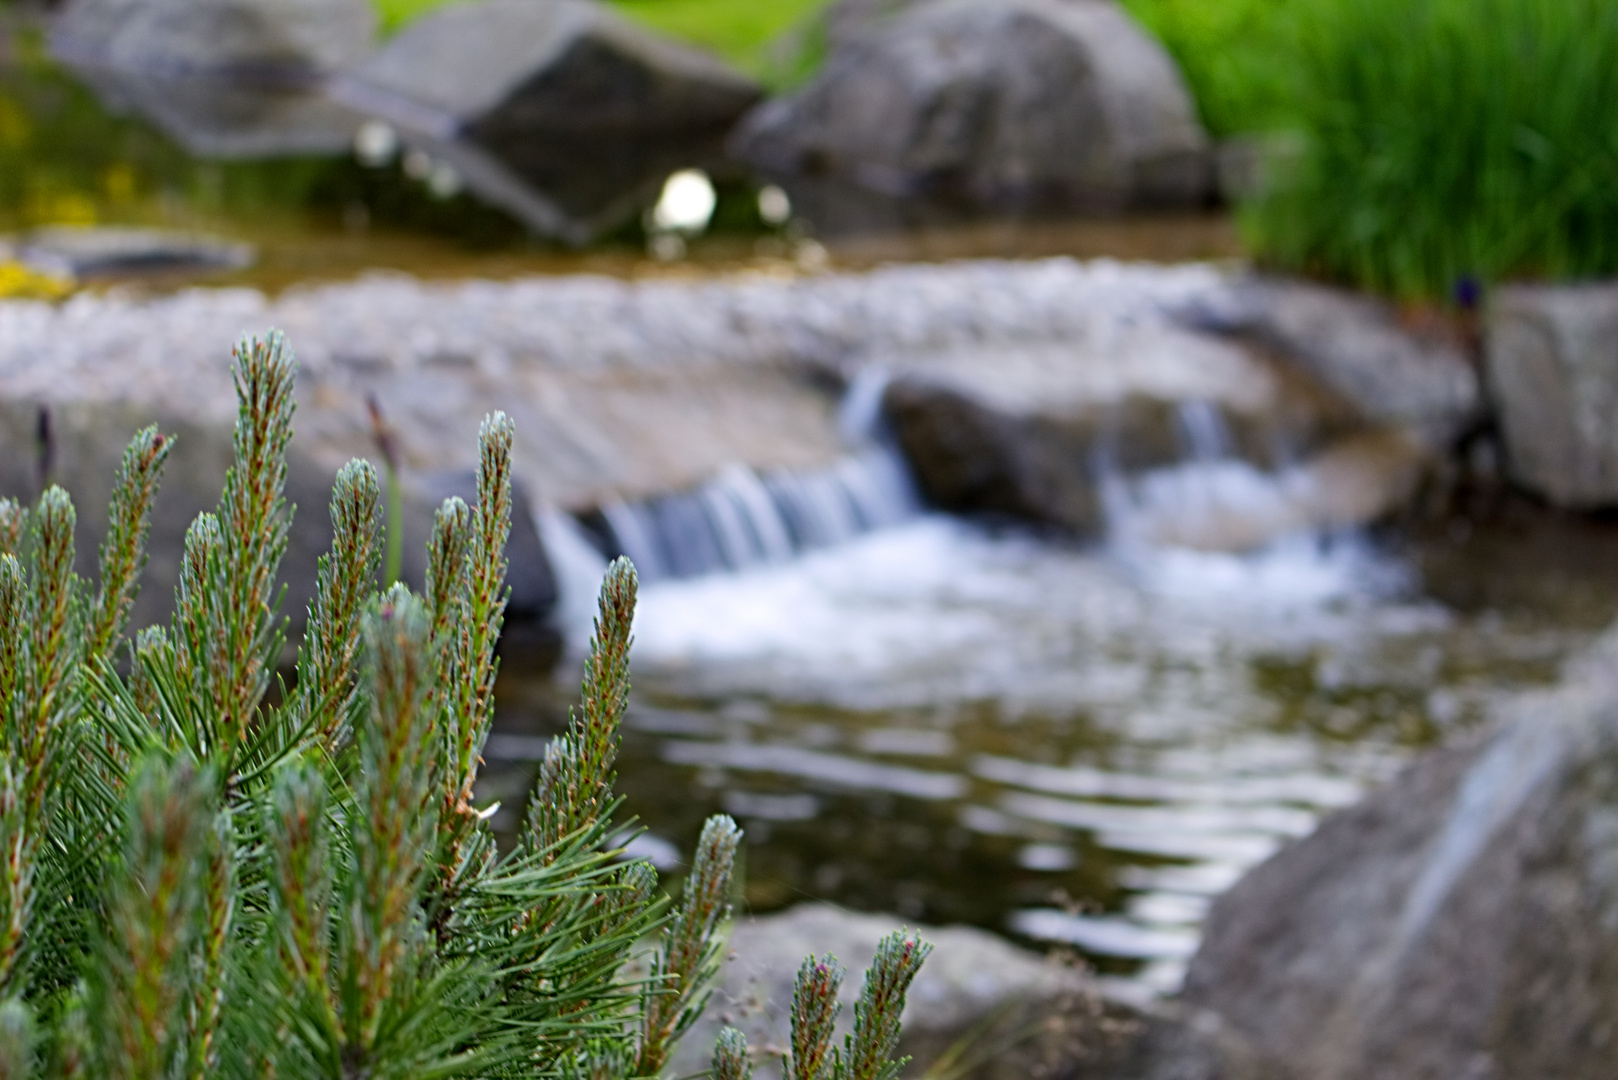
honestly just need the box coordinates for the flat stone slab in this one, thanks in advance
[14,226,255,279]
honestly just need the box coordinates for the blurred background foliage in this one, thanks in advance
[1248,0,1618,299]
[0,0,1615,301]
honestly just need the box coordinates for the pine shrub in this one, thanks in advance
[0,330,928,1078]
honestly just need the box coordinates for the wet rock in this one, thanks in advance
[337,0,759,142]
[1194,276,1483,449]
[17,226,254,279]
[733,0,1211,212]
[1485,282,1618,509]
[51,0,374,80]
[1183,627,1618,1080]
[669,903,1268,1080]
[880,333,1378,542]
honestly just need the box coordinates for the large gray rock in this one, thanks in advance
[67,65,366,159]
[331,0,761,241]
[52,0,374,79]
[672,903,1269,1080]
[733,0,1211,211]
[1183,626,1618,1080]
[53,0,373,159]
[1190,276,1483,450]
[1485,282,1618,509]
[880,331,1425,547]
[336,0,760,141]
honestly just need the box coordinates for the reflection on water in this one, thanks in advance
[482,504,1617,999]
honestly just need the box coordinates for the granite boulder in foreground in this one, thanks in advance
[1183,626,1618,1080]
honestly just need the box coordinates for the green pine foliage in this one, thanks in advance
[0,330,929,1077]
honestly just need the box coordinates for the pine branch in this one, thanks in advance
[268,760,333,983]
[91,756,213,1079]
[713,1026,753,1080]
[348,588,440,1056]
[22,487,79,817]
[173,514,225,758]
[295,458,383,752]
[448,413,514,809]
[636,814,742,1077]
[0,557,22,753]
[213,332,297,762]
[787,956,844,1080]
[186,808,235,1080]
[0,763,28,998]
[424,497,472,647]
[527,558,637,857]
[266,760,340,1054]
[0,505,22,562]
[841,931,932,1080]
[423,496,473,904]
[86,427,172,663]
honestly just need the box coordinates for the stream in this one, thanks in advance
[480,475,1618,1001]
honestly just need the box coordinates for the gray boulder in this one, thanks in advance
[671,903,1268,1080]
[67,66,366,158]
[331,0,761,241]
[733,0,1211,211]
[879,333,1424,547]
[52,0,374,80]
[1183,627,1618,1080]
[1189,276,1484,450]
[336,0,761,141]
[1485,282,1618,508]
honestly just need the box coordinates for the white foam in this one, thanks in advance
[620,514,1430,710]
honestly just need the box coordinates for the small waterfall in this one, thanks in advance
[586,447,922,584]
[1176,399,1233,462]
[1102,400,1322,553]
[575,370,922,585]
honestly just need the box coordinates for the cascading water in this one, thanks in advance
[1099,398,1361,559]
[535,370,925,645]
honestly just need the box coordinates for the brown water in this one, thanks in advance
[476,493,1618,997]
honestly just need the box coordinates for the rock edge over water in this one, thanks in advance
[0,258,1465,631]
[1185,626,1618,1080]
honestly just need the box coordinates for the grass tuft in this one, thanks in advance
[1246,0,1618,299]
